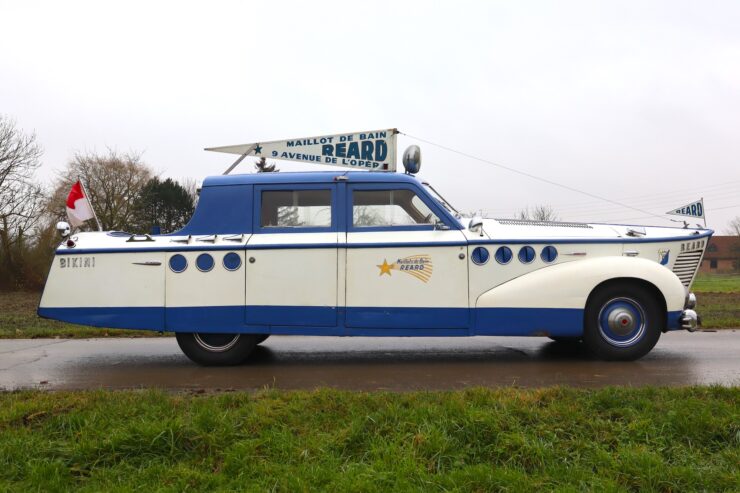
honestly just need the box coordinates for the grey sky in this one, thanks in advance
[1,0,738,230]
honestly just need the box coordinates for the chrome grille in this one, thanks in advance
[672,250,703,287]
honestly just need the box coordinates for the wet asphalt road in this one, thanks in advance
[0,331,738,391]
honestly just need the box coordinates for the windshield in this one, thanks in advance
[422,181,460,217]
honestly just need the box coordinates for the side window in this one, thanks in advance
[261,190,332,228]
[353,189,440,227]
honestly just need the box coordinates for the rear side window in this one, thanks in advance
[261,190,332,228]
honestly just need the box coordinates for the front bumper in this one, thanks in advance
[680,309,698,331]
[680,292,700,332]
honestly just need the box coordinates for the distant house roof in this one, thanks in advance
[704,236,740,260]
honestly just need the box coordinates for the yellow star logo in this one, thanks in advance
[377,259,394,276]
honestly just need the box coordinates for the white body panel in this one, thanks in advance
[476,256,687,311]
[165,250,246,308]
[40,251,165,308]
[346,230,468,308]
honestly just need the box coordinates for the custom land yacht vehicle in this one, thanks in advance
[39,160,711,365]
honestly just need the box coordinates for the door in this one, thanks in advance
[345,184,469,330]
[165,242,247,332]
[245,184,339,327]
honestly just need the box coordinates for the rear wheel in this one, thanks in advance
[583,282,662,361]
[175,332,258,366]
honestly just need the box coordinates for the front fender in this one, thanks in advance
[475,256,686,312]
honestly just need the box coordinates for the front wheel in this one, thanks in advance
[583,282,663,361]
[175,332,258,366]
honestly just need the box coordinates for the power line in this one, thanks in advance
[551,188,740,213]
[403,132,672,222]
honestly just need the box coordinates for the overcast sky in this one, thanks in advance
[1,0,738,230]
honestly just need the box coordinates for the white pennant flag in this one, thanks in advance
[206,129,398,172]
[666,199,705,219]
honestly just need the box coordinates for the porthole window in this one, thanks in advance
[169,254,187,273]
[495,246,513,264]
[518,246,535,264]
[541,245,558,263]
[196,253,214,272]
[471,247,490,265]
[223,252,242,271]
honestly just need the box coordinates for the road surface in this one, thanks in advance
[1,331,738,391]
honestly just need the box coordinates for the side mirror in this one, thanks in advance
[56,221,71,238]
[468,216,484,236]
[433,219,450,231]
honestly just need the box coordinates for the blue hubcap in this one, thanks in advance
[597,297,646,347]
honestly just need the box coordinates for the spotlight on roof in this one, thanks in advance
[402,145,421,174]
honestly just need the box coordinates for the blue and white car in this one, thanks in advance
[39,170,711,365]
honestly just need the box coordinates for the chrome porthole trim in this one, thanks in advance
[494,246,512,265]
[471,246,490,265]
[223,252,242,271]
[518,246,535,264]
[168,254,188,273]
[196,253,215,272]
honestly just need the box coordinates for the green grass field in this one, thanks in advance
[692,274,740,329]
[0,387,738,491]
[693,273,740,294]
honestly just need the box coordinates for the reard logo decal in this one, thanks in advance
[376,255,433,283]
[658,249,670,266]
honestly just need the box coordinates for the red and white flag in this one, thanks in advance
[65,180,95,227]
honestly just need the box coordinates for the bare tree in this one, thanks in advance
[0,116,45,287]
[728,216,740,271]
[728,216,740,236]
[48,149,152,231]
[517,205,559,222]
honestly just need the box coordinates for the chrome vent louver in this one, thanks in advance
[494,219,593,229]
[672,250,703,287]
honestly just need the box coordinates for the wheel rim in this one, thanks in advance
[597,297,646,347]
[193,333,240,352]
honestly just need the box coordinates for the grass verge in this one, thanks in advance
[0,291,168,338]
[0,387,738,491]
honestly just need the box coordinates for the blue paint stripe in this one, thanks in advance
[56,229,712,256]
[38,305,687,337]
[475,307,583,336]
[346,306,470,329]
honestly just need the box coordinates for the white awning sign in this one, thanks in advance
[206,129,398,172]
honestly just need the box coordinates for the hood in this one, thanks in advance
[465,217,712,242]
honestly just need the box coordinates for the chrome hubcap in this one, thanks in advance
[607,310,636,336]
[598,297,646,347]
[193,333,240,352]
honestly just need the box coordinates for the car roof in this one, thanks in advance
[202,171,421,187]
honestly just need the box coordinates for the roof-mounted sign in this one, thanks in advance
[207,128,398,174]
